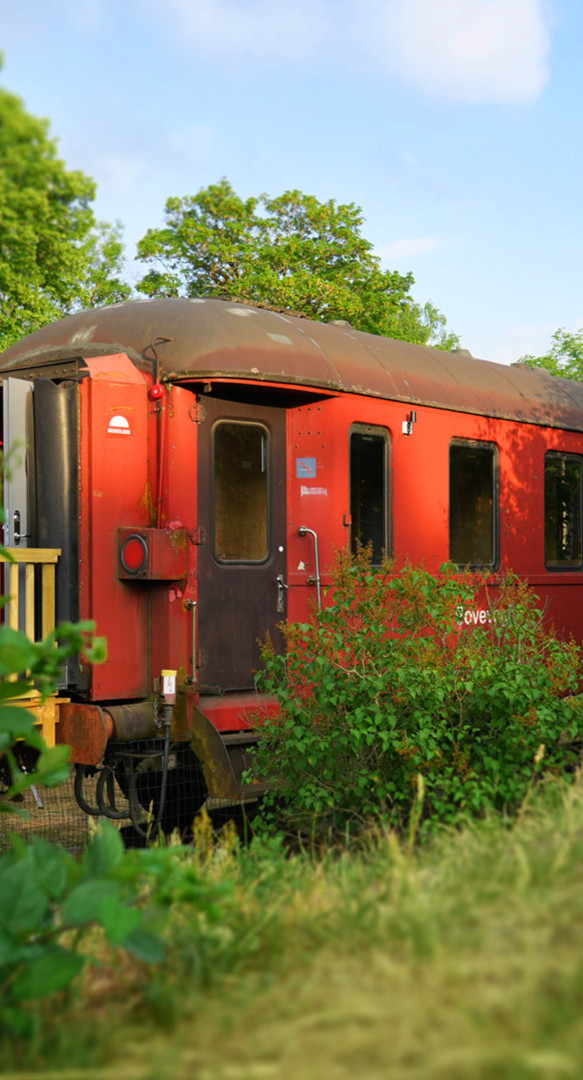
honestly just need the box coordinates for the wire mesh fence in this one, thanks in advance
[0,761,246,851]
[0,773,105,852]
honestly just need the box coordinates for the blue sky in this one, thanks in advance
[0,0,580,364]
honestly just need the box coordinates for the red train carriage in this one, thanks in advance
[1,297,583,831]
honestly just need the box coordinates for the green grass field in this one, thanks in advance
[5,779,583,1080]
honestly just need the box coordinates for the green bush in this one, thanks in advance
[0,599,135,1038]
[0,618,235,1040]
[251,553,583,837]
[0,620,106,811]
[0,820,237,1041]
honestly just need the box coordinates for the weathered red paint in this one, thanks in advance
[117,526,189,580]
[198,693,279,732]
[79,356,151,700]
[148,385,199,686]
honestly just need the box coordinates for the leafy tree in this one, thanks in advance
[517,328,583,381]
[136,179,458,349]
[0,66,131,352]
[77,220,132,311]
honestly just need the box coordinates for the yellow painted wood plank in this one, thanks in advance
[37,697,57,748]
[6,691,69,705]
[0,548,61,564]
[41,563,56,638]
[25,562,35,639]
[6,695,69,748]
[1,551,60,689]
[7,562,19,630]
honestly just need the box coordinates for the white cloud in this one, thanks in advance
[143,0,553,103]
[369,0,552,104]
[141,0,330,61]
[4,0,552,106]
[376,236,449,262]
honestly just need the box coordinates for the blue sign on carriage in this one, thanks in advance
[296,457,317,478]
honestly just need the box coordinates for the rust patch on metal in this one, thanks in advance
[170,681,194,739]
[189,706,242,800]
[57,703,113,765]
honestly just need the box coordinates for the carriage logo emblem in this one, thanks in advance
[107,414,132,436]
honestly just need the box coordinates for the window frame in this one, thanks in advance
[211,418,271,566]
[544,450,583,572]
[449,438,500,570]
[349,422,392,563]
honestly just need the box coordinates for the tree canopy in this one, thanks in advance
[0,75,130,351]
[517,328,583,381]
[136,179,459,349]
[0,65,458,354]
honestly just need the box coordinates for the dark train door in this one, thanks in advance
[196,397,287,691]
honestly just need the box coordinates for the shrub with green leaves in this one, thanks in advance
[0,615,234,1041]
[0,820,235,1039]
[0,620,106,810]
[251,553,583,836]
[0,823,157,1036]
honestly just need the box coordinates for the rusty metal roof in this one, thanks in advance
[1,296,582,431]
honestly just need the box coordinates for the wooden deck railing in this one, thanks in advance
[0,547,61,640]
[0,547,64,746]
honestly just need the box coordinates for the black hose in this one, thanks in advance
[74,764,103,816]
[95,765,129,820]
[157,722,171,825]
[126,722,172,840]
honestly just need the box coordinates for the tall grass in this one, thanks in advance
[5,780,583,1078]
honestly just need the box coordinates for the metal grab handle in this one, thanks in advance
[298,526,322,611]
[276,573,288,613]
[12,510,30,546]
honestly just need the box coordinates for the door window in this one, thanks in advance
[213,421,269,562]
[350,426,389,563]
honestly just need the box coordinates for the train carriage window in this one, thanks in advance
[545,453,582,569]
[214,421,268,562]
[350,426,390,563]
[449,441,497,567]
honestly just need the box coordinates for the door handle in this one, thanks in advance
[12,510,30,546]
[276,574,288,613]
